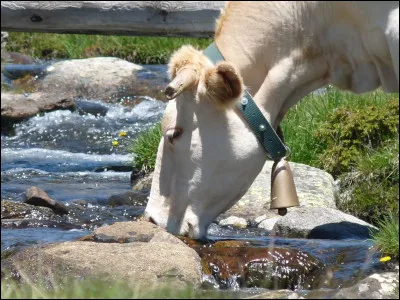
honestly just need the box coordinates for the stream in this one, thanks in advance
[1,62,384,294]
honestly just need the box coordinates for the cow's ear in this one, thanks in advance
[204,62,244,109]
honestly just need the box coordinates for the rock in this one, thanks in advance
[6,220,202,290]
[332,271,399,299]
[107,191,149,207]
[39,57,143,101]
[1,92,75,126]
[1,200,79,229]
[131,171,153,191]
[75,99,109,117]
[218,216,248,229]
[218,161,337,223]
[1,31,8,49]
[79,220,166,243]
[258,216,281,231]
[149,231,187,246]
[272,207,378,239]
[24,187,68,215]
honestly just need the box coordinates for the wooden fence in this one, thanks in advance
[1,1,226,37]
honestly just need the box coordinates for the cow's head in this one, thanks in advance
[144,46,267,238]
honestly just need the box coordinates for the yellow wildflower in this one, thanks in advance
[119,131,127,137]
[379,256,391,262]
[112,140,119,146]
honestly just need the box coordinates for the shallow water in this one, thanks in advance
[0,62,383,292]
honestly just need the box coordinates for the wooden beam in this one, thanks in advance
[1,1,226,38]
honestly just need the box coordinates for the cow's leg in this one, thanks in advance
[386,7,399,83]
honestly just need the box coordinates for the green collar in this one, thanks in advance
[203,43,288,161]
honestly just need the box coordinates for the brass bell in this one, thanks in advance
[270,158,300,216]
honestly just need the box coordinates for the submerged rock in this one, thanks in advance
[2,200,57,223]
[272,207,378,239]
[107,190,149,207]
[24,186,69,215]
[190,240,325,290]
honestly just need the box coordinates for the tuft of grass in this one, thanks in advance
[5,32,212,64]
[1,276,241,299]
[130,122,162,172]
[371,214,399,258]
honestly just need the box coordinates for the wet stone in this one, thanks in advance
[24,186,68,215]
[244,249,324,290]
[107,190,149,207]
[191,240,326,290]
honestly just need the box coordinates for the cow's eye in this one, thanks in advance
[165,128,182,144]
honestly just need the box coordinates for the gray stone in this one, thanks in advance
[6,220,202,290]
[132,171,153,191]
[272,207,378,239]
[39,57,142,100]
[258,216,281,231]
[332,271,399,299]
[79,220,165,243]
[218,216,248,228]
[219,161,337,223]
[1,92,75,124]
[1,31,8,48]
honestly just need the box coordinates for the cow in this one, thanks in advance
[144,1,399,239]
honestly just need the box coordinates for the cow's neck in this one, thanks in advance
[214,2,353,128]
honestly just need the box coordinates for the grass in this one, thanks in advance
[130,122,162,172]
[280,86,398,166]
[371,214,399,258]
[4,32,212,64]
[0,277,240,299]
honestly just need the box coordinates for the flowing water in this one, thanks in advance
[1,63,384,293]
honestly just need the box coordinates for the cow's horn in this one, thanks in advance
[165,68,198,100]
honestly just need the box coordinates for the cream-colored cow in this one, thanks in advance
[145,1,399,238]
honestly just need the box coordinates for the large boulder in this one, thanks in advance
[272,207,378,239]
[4,221,202,290]
[217,161,337,224]
[39,57,142,100]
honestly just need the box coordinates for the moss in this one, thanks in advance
[336,139,399,225]
[315,99,399,177]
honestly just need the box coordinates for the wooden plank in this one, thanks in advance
[1,1,226,37]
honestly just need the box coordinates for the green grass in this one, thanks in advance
[130,122,162,172]
[371,214,399,258]
[0,277,241,299]
[280,86,398,166]
[5,32,212,64]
